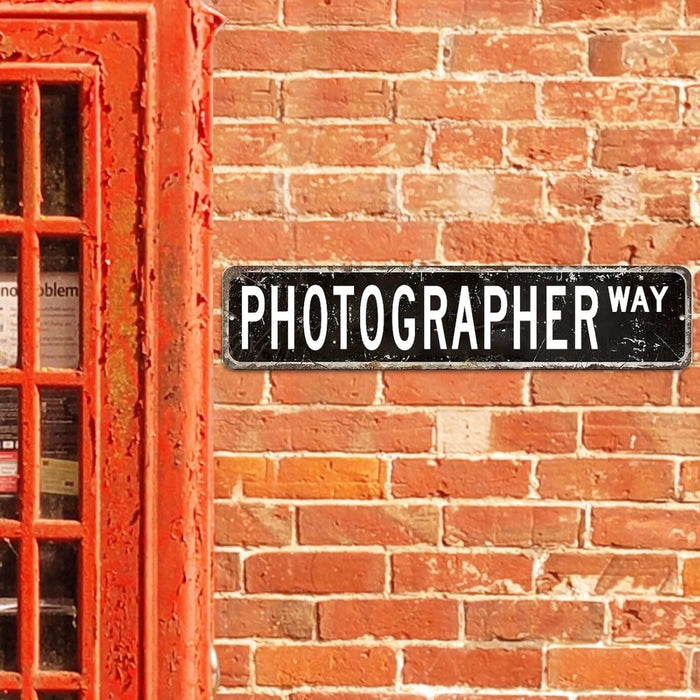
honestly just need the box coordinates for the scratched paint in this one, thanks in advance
[0,1,220,698]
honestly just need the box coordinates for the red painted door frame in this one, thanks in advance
[0,1,220,698]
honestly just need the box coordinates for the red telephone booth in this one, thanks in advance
[0,1,221,697]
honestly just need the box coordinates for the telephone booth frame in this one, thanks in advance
[0,1,220,697]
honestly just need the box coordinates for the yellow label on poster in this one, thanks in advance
[41,458,79,496]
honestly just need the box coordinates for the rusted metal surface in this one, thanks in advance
[0,1,219,697]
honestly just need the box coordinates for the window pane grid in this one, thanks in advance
[0,67,97,700]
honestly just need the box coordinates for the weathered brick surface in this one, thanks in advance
[212,4,700,697]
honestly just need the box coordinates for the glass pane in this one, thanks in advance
[41,84,81,216]
[39,541,78,670]
[0,540,19,671]
[0,389,18,520]
[40,239,80,370]
[0,238,19,369]
[0,85,20,215]
[0,693,19,699]
[40,389,79,520]
[38,695,78,700]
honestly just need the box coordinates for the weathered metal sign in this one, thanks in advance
[222,267,691,369]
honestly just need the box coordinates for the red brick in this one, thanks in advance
[403,647,541,688]
[542,81,679,122]
[584,411,700,455]
[393,552,533,593]
[291,696,421,700]
[682,461,700,501]
[215,503,293,547]
[467,599,604,642]
[491,410,578,453]
[214,77,279,118]
[595,128,700,170]
[215,599,315,639]
[247,457,387,499]
[215,644,250,687]
[444,505,582,547]
[391,458,531,498]
[543,0,681,25]
[299,504,439,545]
[402,173,542,218]
[256,646,396,687]
[214,550,241,592]
[579,696,688,700]
[590,35,700,77]
[431,125,503,168]
[215,173,284,217]
[613,599,700,642]
[450,33,586,74]
[532,370,672,405]
[289,174,396,216]
[384,371,523,405]
[214,124,426,167]
[547,647,686,690]
[213,365,265,405]
[538,458,675,501]
[397,81,536,120]
[397,0,533,26]
[319,599,459,640]
[210,0,277,23]
[246,552,385,593]
[271,371,377,405]
[214,408,433,453]
[691,0,700,19]
[549,174,691,221]
[507,127,589,170]
[214,221,295,263]
[214,456,270,499]
[684,557,700,594]
[537,552,679,595]
[592,506,700,549]
[284,0,392,24]
[443,222,585,264]
[215,29,438,71]
[681,368,700,405]
[284,78,391,118]
[589,223,700,265]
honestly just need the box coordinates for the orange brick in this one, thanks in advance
[467,599,604,642]
[284,78,391,118]
[215,29,438,71]
[595,128,700,170]
[592,506,700,549]
[403,647,541,688]
[532,370,673,405]
[210,0,277,23]
[214,456,270,499]
[490,410,578,453]
[393,552,533,593]
[450,33,586,74]
[590,35,700,77]
[443,222,585,264]
[682,461,700,501]
[215,173,284,217]
[271,371,377,405]
[613,599,700,642]
[214,221,296,263]
[542,81,679,122]
[289,174,396,216]
[215,599,315,639]
[213,365,265,405]
[538,458,675,501]
[397,0,533,26]
[548,647,685,690]
[431,125,503,168]
[214,502,293,547]
[319,599,459,640]
[214,77,279,118]
[684,558,700,594]
[444,505,582,547]
[507,127,589,170]
[214,551,241,592]
[391,458,531,498]
[256,646,396,687]
[537,552,679,595]
[246,552,385,594]
[248,457,387,499]
[542,0,681,25]
[298,504,439,545]
[397,81,536,120]
[214,124,426,167]
[215,644,250,687]
[680,368,700,405]
[284,0,392,24]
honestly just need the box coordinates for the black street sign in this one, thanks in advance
[222,267,691,369]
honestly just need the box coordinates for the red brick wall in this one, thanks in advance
[210,0,700,697]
